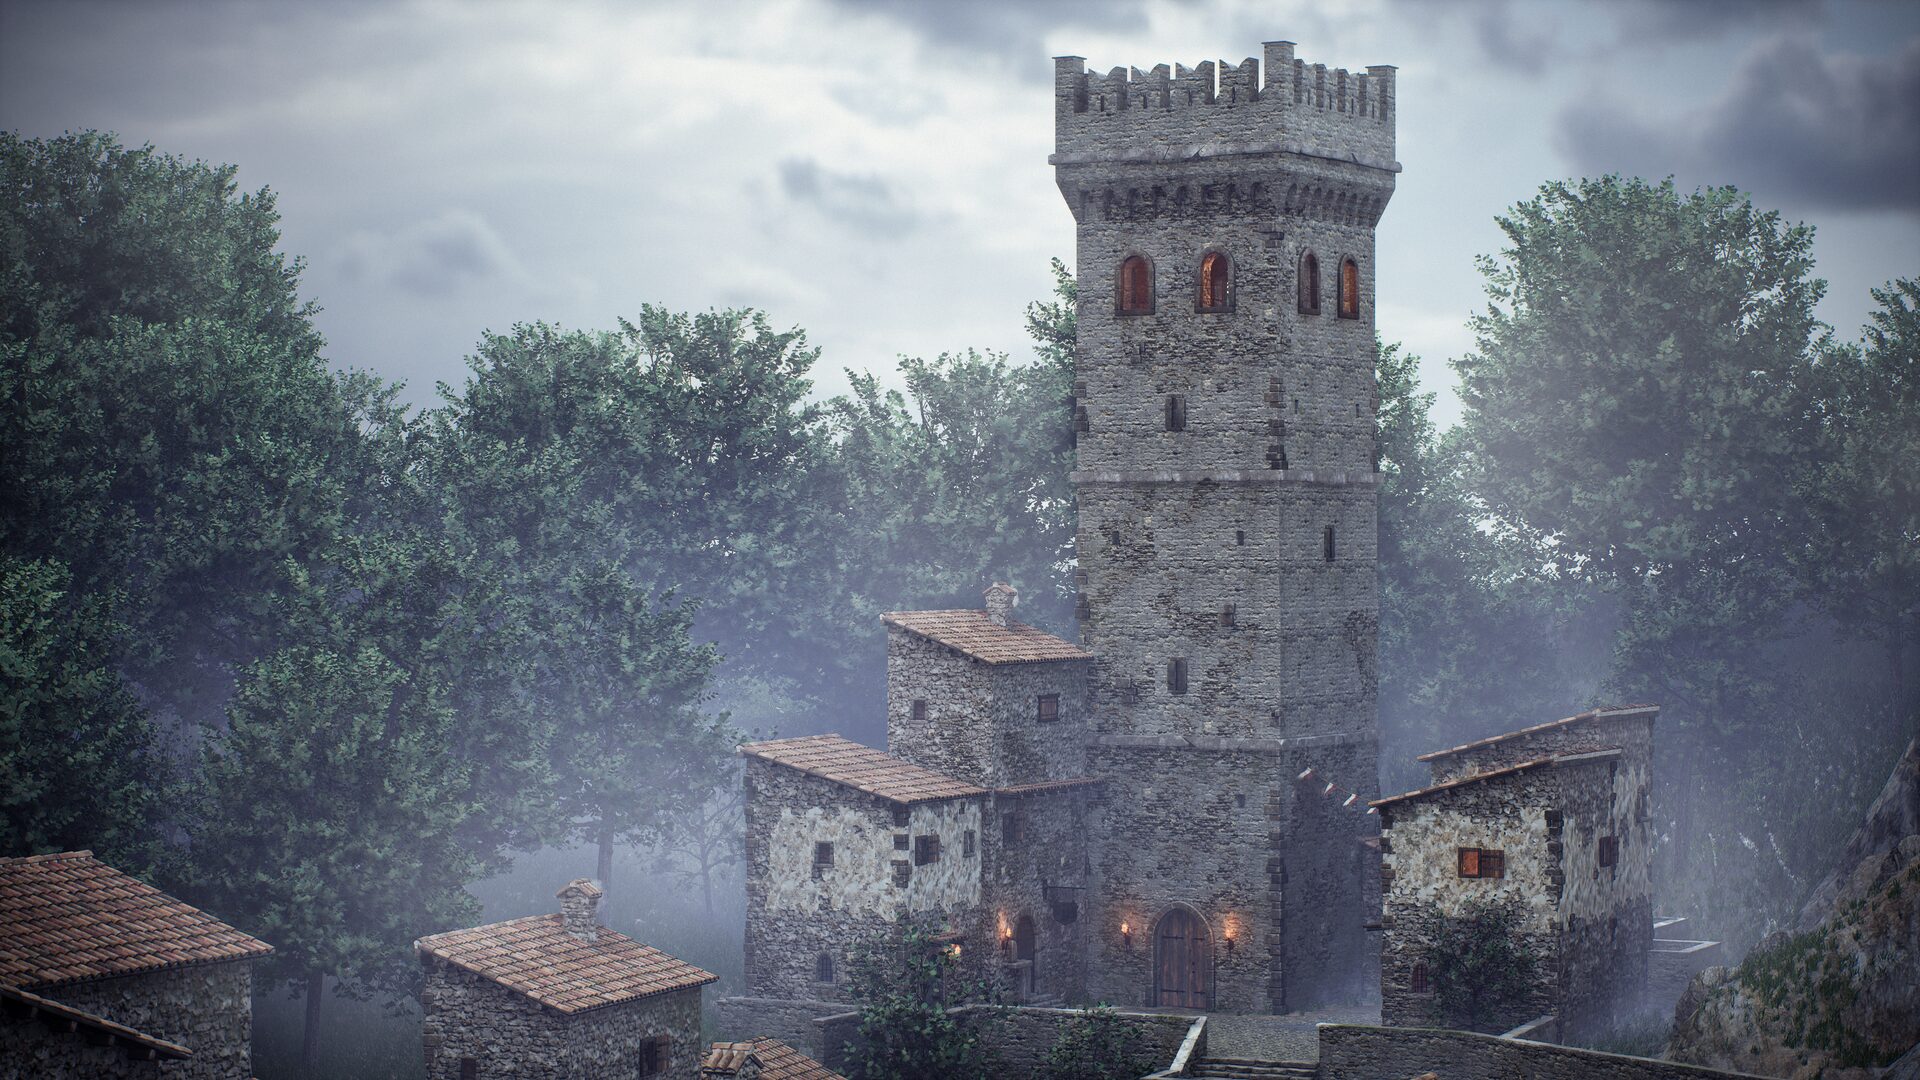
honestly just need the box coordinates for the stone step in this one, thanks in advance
[1190,1057,1317,1079]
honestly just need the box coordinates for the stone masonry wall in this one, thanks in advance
[743,758,982,1001]
[1554,753,1653,1038]
[1,1009,165,1079]
[984,786,1095,1003]
[886,630,996,786]
[713,995,842,1062]
[1057,42,1392,1017]
[46,960,254,1080]
[1426,709,1656,783]
[818,1003,1192,1078]
[420,964,702,1080]
[1315,1024,1763,1080]
[988,660,1091,787]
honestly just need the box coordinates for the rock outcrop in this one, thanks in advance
[1666,739,1920,1078]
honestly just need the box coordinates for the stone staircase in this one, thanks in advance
[1187,1056,1317,1079]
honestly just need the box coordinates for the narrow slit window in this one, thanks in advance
[1235,529,1246,546]
[1168,657,1189,695]
[1599,835,1619,868]
[1118,255,1153,314]
[812,841,834,880]
[1165,394,1187,432]
[1324,525,1337,562]
[1338,257,1360,319]
[1198,252,1230,311]
[1298,251,1321,314]
[963,829,976,857]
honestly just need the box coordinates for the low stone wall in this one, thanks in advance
[817,1003,1193,1078]
[1316,1024,1766,1080]
[1649,940,1723,1015]
[714,996,844,1061]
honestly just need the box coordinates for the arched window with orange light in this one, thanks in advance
[1196,251,1231,312]
[1116,254,1154,315]
[1338,257,1360,319]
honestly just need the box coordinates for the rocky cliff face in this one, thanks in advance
[1666,739,1920,1079]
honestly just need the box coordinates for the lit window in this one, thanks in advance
[1118,255,1153,314]
[1338,258,1360,319]
[1198,252,1230,311]
[1457,847,1505,879]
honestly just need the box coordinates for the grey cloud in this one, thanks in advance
[333,210,533,298]
[1555,34,1920,213]
[778,158,920,234]
[1611,0,1823,41]
[824,0,1167,76]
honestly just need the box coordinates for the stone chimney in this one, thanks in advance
[984,582,1018,627]
[556,878,603,942]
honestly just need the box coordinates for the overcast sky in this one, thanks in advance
[4,0,1915,425]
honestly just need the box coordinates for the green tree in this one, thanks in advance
[1800,279,1920,708]
[1,132,378,726]
[1041,1006,1157,1080]
[841,921,994,1080]
[0,555,164,868]
[1423,899,1538,1033]
[1374,340,1580,788]
[189,548,482,1066]
[1451,176,1834,887]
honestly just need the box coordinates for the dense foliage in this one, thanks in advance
[1040,1005,1159,1080]
[840,921,997,1080]
[1422,899,1539,1033]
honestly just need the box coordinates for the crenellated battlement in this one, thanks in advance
[1052,41,1396,172]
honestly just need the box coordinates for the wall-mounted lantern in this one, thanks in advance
[1222,917,1238,957]
[1120,920,1134,951]
[998,913,1013,957]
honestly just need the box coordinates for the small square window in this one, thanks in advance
[1410,962,1430,994]
[1599,835,1618,868]
[638,1036,669,1076]
[1037,694,1059,722]
[891,860,911,888]
[1219,604,1236,629]
[894,834,910,851]
[963,829,976,857]
[815,952,835,983]
[911,699,927,724]
[812,841,834,880]
[1458,847,1505,879]
[914,835,940,866]
[892,806,910,828]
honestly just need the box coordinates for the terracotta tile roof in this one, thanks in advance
[0,983,192,1061]
[703,1037,845,1079]
[1371,749,1623,809]
[416,915,714,1014]
[738,735,985,805]
[882,610,1092,665]
[1414,704,1658,762]
[0,851,272,989]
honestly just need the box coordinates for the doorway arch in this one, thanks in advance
[1152,904,1212,1009]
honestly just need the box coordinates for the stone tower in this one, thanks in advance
[1053,42,1396,1012]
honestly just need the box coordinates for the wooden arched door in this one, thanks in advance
[1153,906,1211,1009]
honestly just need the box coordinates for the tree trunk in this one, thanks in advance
[700,858,715,918]
[302,969,325,1068]
[596,825,614,922]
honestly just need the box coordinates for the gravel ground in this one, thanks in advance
[1203,1004,1381,1062]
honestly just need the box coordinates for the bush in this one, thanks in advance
[1042,1006,1158,1080]
[1424,899,1539,1032]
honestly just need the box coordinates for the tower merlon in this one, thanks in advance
[1053,41,1397,172]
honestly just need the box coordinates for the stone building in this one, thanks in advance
[0,850,272,1080]
[1372,706,1659,1038]
[727,37,1399,1039]
[1055,39,1395,1014]
[416,879,716,1080]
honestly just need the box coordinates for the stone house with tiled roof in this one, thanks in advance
[1372,707,1659,1038]
[0,850,272,1079]
[700,1036,844,1080]
[416,879,716,1080]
